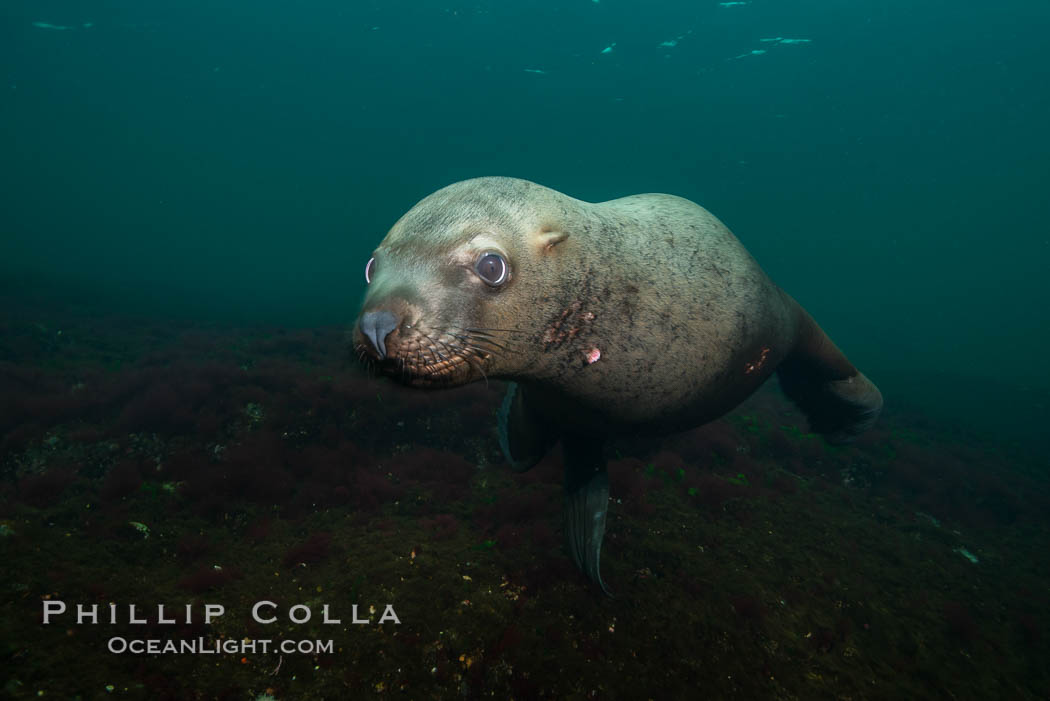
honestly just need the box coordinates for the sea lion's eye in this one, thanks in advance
[475,252,508,287]
[365,257,376,284]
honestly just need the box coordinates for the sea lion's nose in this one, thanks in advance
[359,310,399,359]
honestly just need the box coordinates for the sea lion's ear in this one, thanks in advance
[534,228,569,252]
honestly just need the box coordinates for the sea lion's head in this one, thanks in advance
[352,177,576,388]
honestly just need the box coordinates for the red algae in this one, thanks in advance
[650,450,687,474]
[809,626,838,653]
[608,457,656,517]
[729,594,766,622]
[3,422,44,453]
[221,432,295,503]
[494,523,526,550]
[488,624,523,658]
[100,459,143,501]
[177,565,242,594]
[66,425,104,443]
[674,420,741,464]
[332,485,351,504]
[175,533,211,562]
[117,382,186,433]
[388,447,475,484]
[299,441,370,485]
[513,448,562,485]
[21,390,95,428]
[690,472,743,516]
[943,602,979,643]
[419,513,459,540]
[354,468,403,510]
[329,373,376,406]
[769,473,799,496]
[17,467,77,507]
[455,382,502,425]
[4,296,1048,699]
[243,516,271,544]
[1016,613,1040,645]
[283,532,333,567]
[529,521,557,550]
[501,488,551,523]
[476,488,551,532]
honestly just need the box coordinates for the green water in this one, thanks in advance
[5,1,1048,443]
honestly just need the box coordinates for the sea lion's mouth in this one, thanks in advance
[378,348,476,388]
[354,325,501,388]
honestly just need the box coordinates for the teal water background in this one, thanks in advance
[3,0,1048,442]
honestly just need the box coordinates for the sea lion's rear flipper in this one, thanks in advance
[776,304,883,444]
[498,382,557,472]
[563,436,612,596]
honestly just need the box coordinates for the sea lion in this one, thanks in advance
[353,177,882,594]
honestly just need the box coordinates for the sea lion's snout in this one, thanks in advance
[358,310,399,359]
[353,302,493,388]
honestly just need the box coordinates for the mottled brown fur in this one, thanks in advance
[355,176,881,441]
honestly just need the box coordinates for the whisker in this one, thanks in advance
[431,336,458,363]
[461,328,498,339]
[461,330,513,345]
[429,343,451,363]
[462,347,489,387]
[463,326,529,335]
[353,344,378,378]
[447,331,514,354]
[425,344,442,366]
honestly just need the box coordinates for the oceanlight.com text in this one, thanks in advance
[106,637,334,655]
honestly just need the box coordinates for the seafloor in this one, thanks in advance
[1,291,1046,700]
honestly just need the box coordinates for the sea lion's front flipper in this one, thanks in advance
[562,436,612,596]
[498,382,557,472]
[777,303,884,444]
